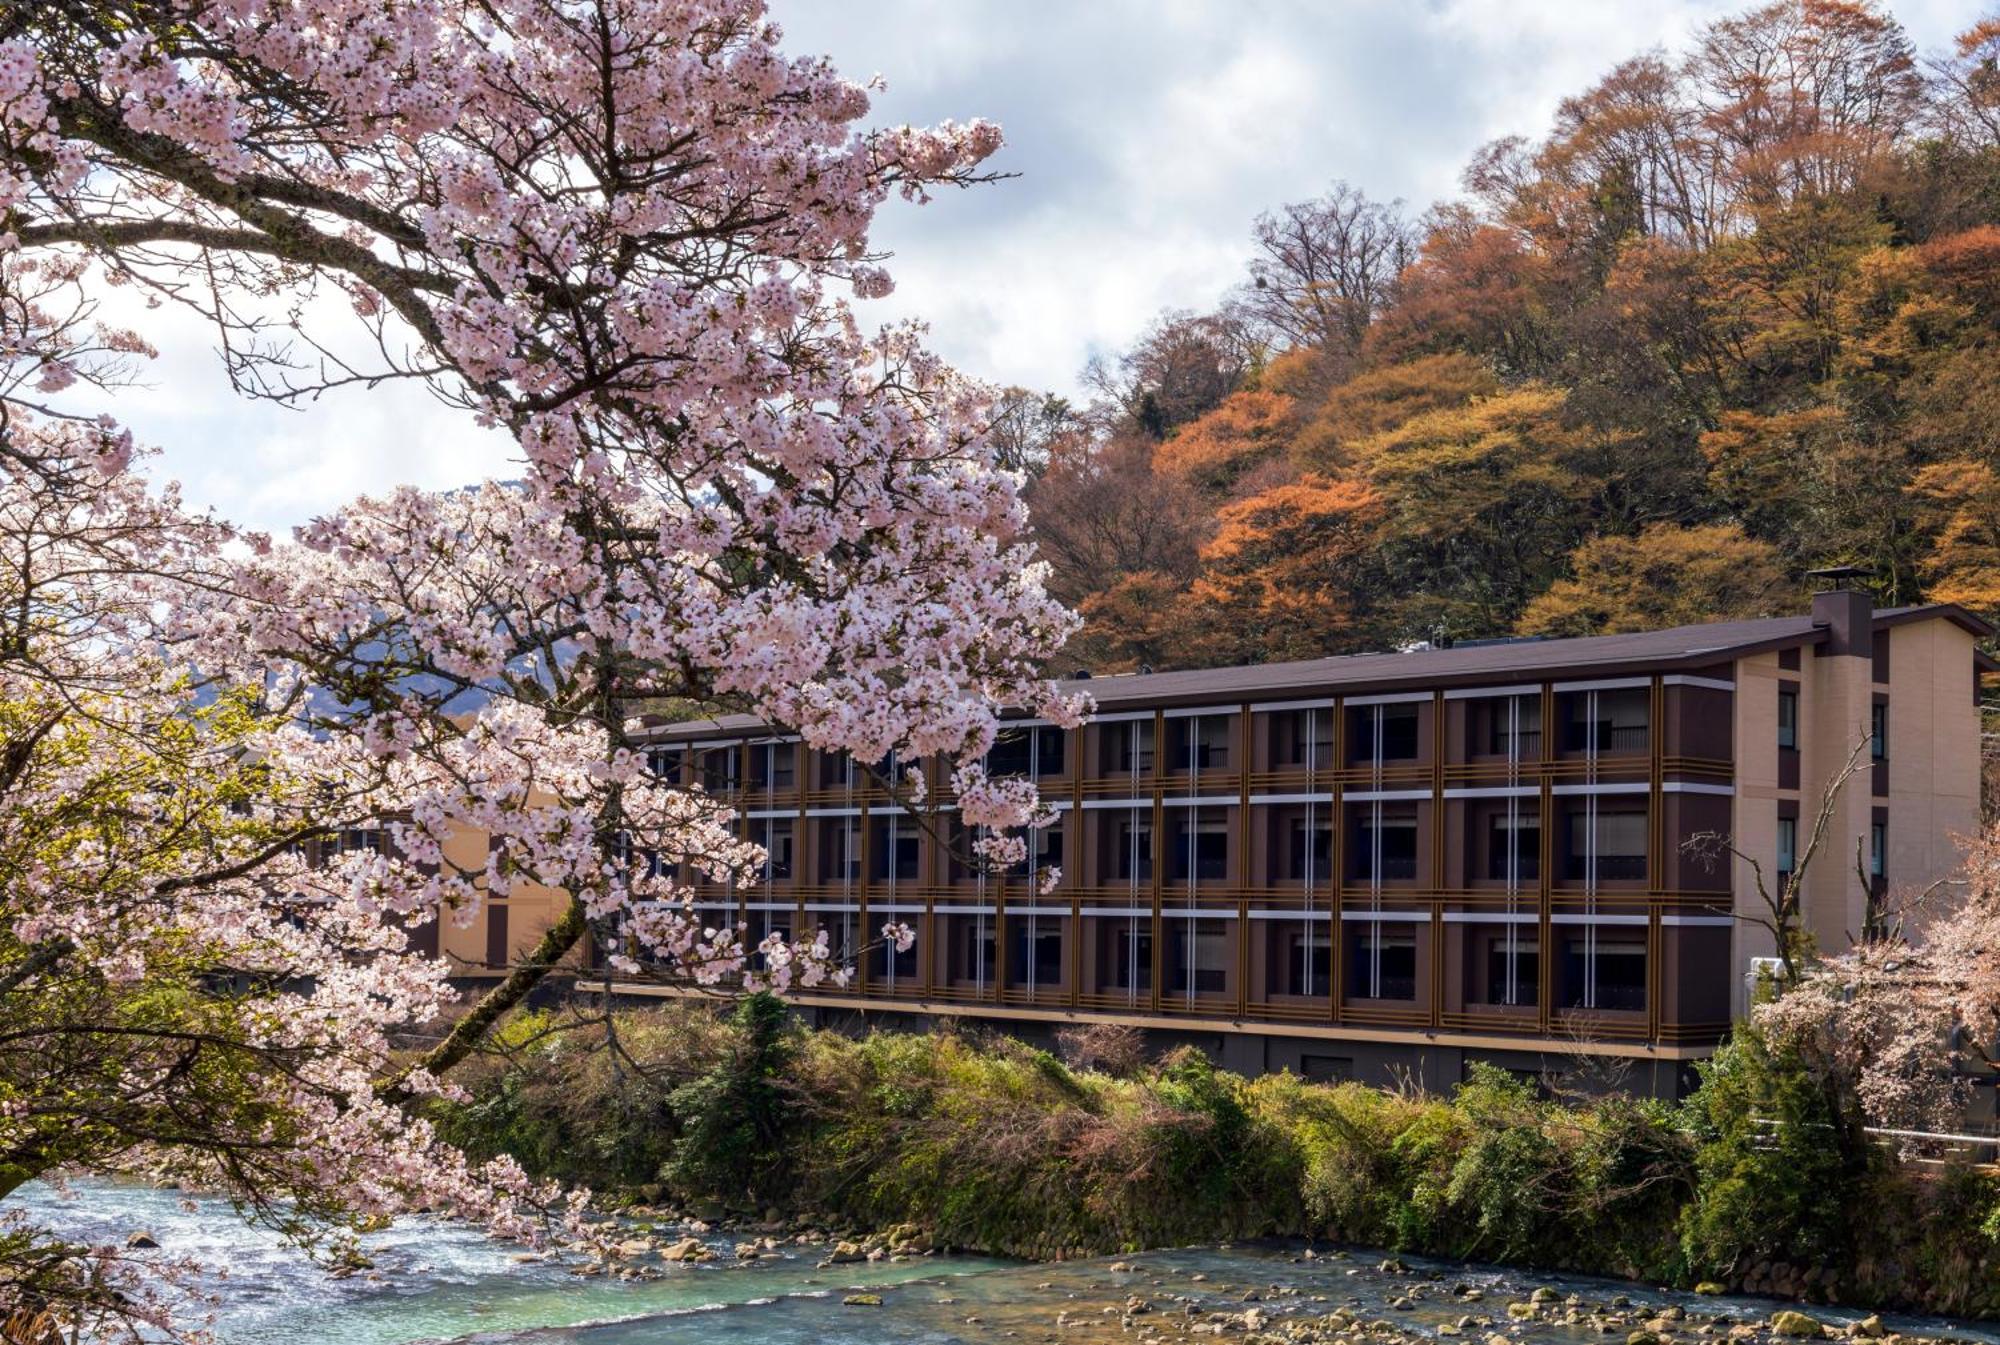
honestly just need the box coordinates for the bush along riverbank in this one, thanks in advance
[428,997,2000,1320]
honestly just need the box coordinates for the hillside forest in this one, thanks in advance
[1013,2,2000,695]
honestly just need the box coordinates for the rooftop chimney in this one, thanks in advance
[1807,565,1873,658]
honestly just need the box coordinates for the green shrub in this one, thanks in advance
[430,1004,2000,1316]
[660,992,796,1209]
[1677,1025,1871,1278]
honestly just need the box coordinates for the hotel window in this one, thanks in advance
[1560,934,1646,1012]
[1354,809,1419,882]
[1486,814,1541,881]
[1482,932,1538,1007]
[1272,923,1331,997]
[1103,720,1155,774]
[1871,702,1887,761]
[820,820,861,883]
[1278,710,1334,768]
[746,741,795,791]
[1168,715,1232,771]
[1169,810,1229,882]
[819,752,859,789]
[1777,689,1798,750]
[1351,703,1420,761]
[1113,815,1153,882]
[1564,807,1647,882]
[1166,919,1229,995]
[1007,921,1065,988]
[700,747,740,793]
[1485,698,1542,757]
[1102,920,1152,992]
[336,828,385,856]
[958,920,996,984]
[1563,688,1648,753]
[1776,815,1797,887]
[871,929,919,982]
[759,818,794,881]
[1870,821,1886,879]
[646,747,684,781]
[988,725,1066,778]
[1009,821,1063,878]
[869,817,921,882]
[1349,924,1418,1000]
[1286,815,1333,882]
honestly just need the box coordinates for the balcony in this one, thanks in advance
[1562,854,1647,882]
[1562,722,1648,754]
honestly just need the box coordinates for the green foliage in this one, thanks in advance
[660,993,796,1208]
[1677,1025,1873,1278]
[438,1005,1999,1314]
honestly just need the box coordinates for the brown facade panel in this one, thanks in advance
[507,601,1990,1068]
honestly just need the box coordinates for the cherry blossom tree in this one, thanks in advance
[0,257,607,1338]
[0,0,1082,1334]
[1755,822,2000,1138]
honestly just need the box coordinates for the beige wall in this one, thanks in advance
[1799,640,1875,953]
[1730,616,1982,1016]
[1729,652,1786,1015]
[1884,621,1981,935]
[435,822,569,973]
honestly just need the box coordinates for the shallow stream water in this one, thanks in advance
[20,1181,2000,1345]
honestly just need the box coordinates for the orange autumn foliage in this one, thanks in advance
[1518,524,1792,637]
[1151,389,1299,494]
[1185,476,1387,663]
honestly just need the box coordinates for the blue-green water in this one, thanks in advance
[20,1180,2000,1344]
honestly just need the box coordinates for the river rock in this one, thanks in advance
[1508,1302,1539,1319]
[1532,1288,1560,1303]
[1850,1317,1884,1339]
[1771,1311,1823,1338]
[659,1236,709,1263]
[841,1293,881,1307]
[1694,1283,1727,1296]
[826,1240,865,1264]
[125,1231,160,1249]
[1629,1333,1664,1345]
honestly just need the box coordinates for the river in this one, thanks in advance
[19,1181,2000,1344]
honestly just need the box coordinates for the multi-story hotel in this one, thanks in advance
[445,587,1993,1097]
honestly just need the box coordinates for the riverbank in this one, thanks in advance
[429,998,2000,1320]
[30,1178,2000,1345]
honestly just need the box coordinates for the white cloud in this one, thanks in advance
[50,0,1975,533]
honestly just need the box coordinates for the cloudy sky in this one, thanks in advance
[95,0,1973,536]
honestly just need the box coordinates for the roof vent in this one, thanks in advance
[1806,563,1873,592]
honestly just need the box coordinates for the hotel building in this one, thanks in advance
[448,589,1993,1097]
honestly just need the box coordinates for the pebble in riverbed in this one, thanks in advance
[1001,1275,1970,1345]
